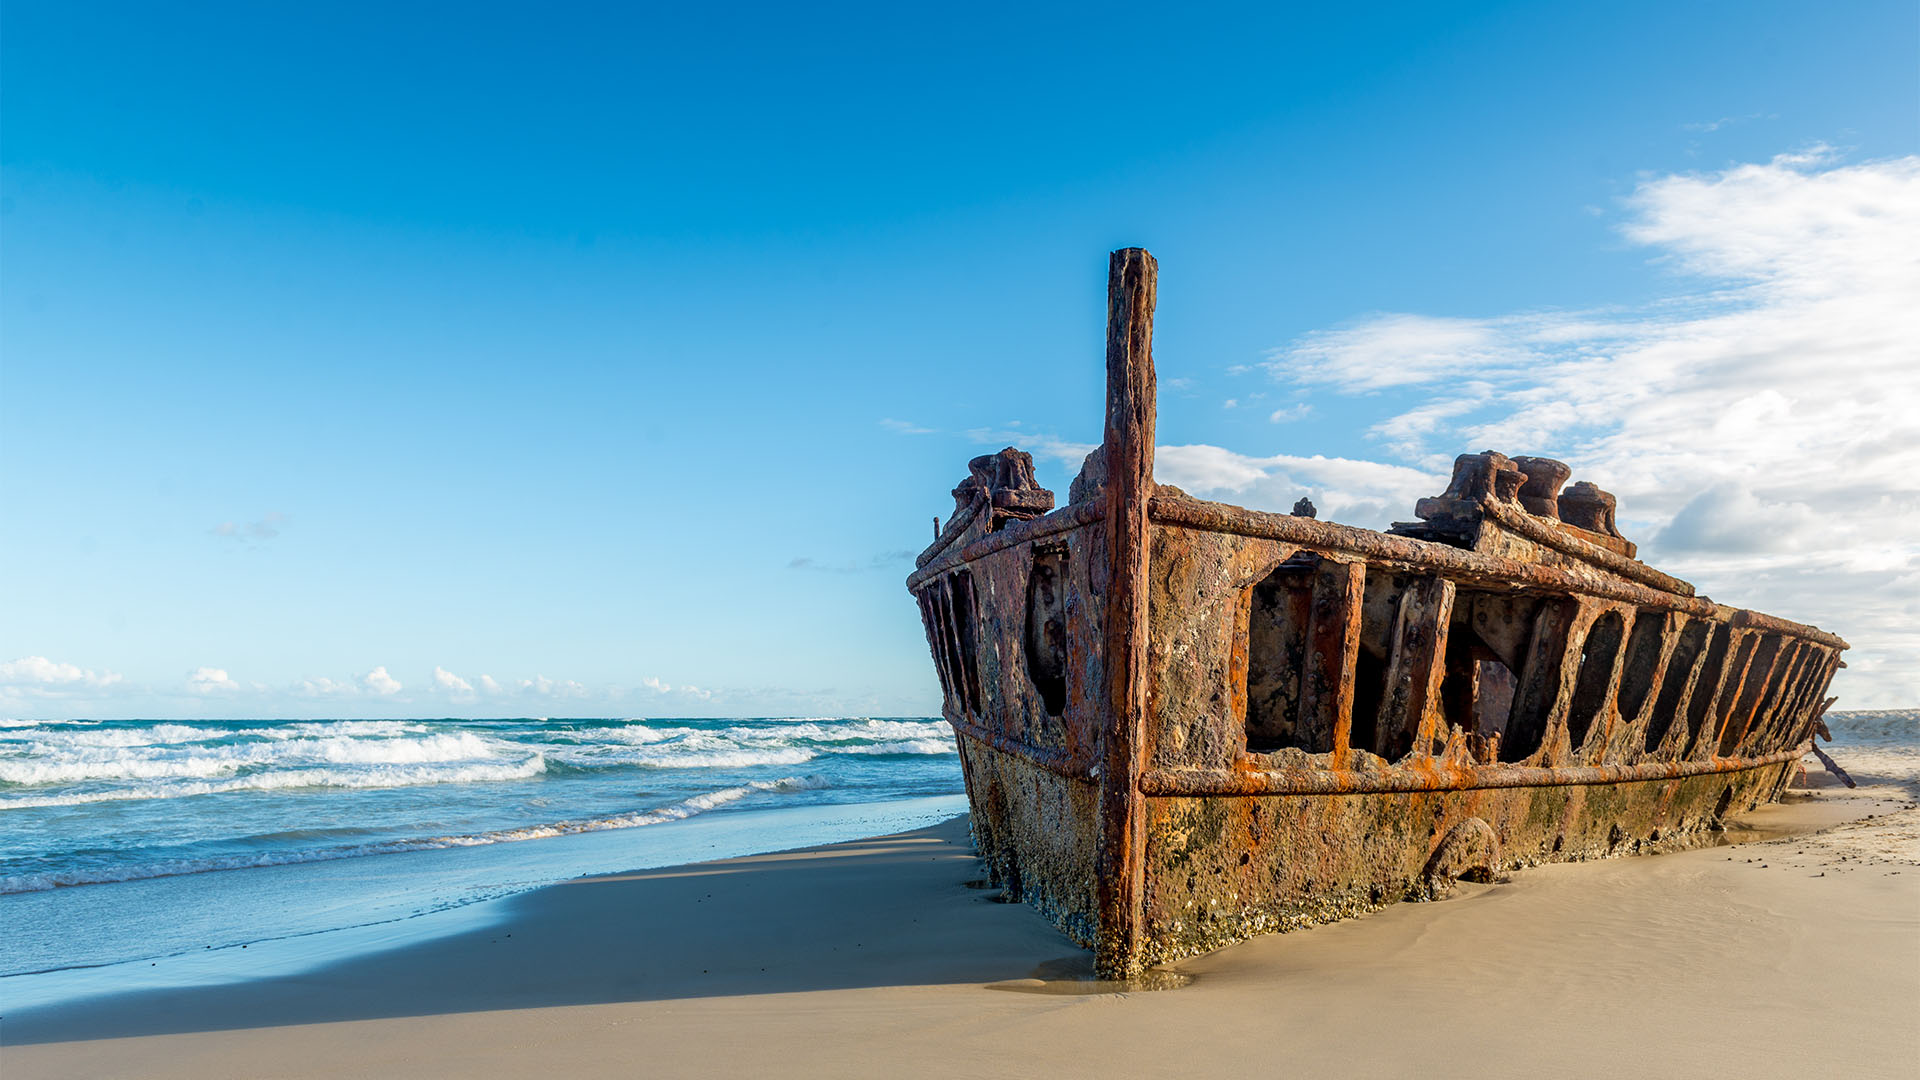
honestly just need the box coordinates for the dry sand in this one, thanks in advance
[5,779,1916,1080]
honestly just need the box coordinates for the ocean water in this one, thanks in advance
[0,716,964,986]
[1814,709,1920,794]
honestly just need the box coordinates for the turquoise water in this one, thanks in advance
[0,716,964,982]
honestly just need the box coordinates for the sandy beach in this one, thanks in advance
[5,773,1914,1080]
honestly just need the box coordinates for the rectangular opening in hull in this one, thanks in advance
[1245,556,1317,752]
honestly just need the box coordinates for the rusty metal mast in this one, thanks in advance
[1094,248,1156,979]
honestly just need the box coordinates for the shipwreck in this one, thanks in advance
[907,248,1847,979]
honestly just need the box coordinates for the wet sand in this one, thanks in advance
[5,780,1916,1080]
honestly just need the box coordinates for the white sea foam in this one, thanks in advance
[0,756,550,809]
[0,723,213,748]
[234,721,434,740]
[591,724,703,746]
[719,718,951,743]
[615,746,821,769]
[838,738,956,755]
[0,732,516,786]
[0,775,828,893]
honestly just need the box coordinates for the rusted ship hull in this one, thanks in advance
[909,249,1845,978]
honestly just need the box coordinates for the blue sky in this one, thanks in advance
[3,1,1916,717]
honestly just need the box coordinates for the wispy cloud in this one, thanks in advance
[1155,446,1443,529]
[518,675,587,699]
[965,428,1097,469]
[1681,112,1776,134]
[212,512,290,543]
[788,550,918,573]
[298,675,356,697]
[880,418,935,435]
[1244,148,1920,706]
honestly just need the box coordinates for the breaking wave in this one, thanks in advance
[0,717,953,808]
[0,757,551,809]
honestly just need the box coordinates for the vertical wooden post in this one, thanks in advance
[1094,247,1156,980]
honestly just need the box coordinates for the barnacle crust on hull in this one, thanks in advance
[906,249,1848,980]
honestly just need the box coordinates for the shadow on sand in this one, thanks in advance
[4,819,1103,1044]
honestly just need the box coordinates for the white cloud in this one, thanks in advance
[520,675,588,699]
[363,666,403,695]
[966,428,1097,468]
[433,666,475,699]
[298,676,356,697]
[188,667,240,694]
[0,656,122,688]
[1246,149,1920,706]
[642,676,672,692]
[1155,445,1443,530]
[478,674,505,695]
[880,418,935,435]
[1653,482,1825,556]
[1268,402,1312,423]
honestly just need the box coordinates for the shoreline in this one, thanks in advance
[4,776,1915,1079]
[0,793,968,1000]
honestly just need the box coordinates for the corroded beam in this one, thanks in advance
[1094,247,1157,980]
[1138,743,1807,796]
[1299,558,1366,767]
[1481,498,1691,595]
[1147,495,1847,651]
[906,496,1105,590]
[1732,608,1846,651]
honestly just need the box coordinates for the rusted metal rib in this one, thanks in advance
[1137,743,1808,797]
[1731,608,1847,650]
[1151,494,1712,610]
[946,714,1092,780]
[914,496,983,569]
[1148,495,1845,649]
[904,496,1105,590]
[1480,497,1695,596]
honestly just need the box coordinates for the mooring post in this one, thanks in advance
[1094,247,1156,980]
